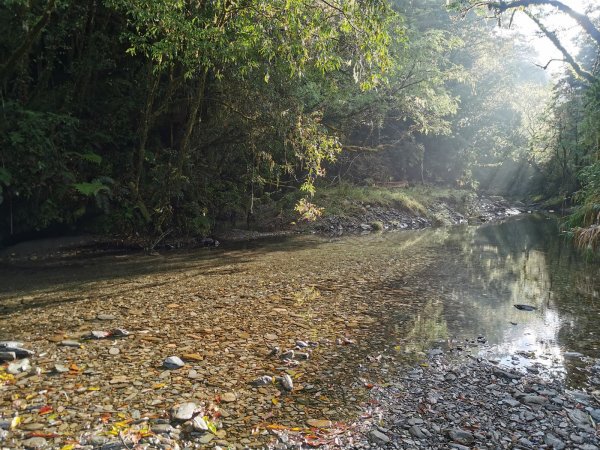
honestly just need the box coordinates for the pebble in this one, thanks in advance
[172,402,197,421]
[7,358,31,374]
[109,347,120,355]
[22,437,47,448]
[221,392,237,402]
[448,429,475,445]
[59,340,81,347]
[89,330,110,339]
[369,429,390,444]
[0,351,16,361]
[191,416,209,431]
[163,356,185,369]
[250,375,273,386]
[97,313,116,320]
[521,394,547,405]
[53,364,69,373]
[280,374,294,391]
[544,433,566,449]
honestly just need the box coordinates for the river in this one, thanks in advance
[0,213,599,448]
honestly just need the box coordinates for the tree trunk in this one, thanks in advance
[177,69,209,174]
[0,0,57,86]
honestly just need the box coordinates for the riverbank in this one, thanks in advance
[0,185,526,263]
[271,352,600,449]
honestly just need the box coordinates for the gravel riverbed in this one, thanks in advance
[271,353,600,449]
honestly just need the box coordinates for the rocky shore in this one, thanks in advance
[271,353,600,449]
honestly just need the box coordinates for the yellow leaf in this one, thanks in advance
[152,383,166,389]
[87,386,100,391]
[10,416,22,430]
[420,363,429,367]
[271,397,279,405]
[26,393,36,400]
[116,412,127,419]
[60,445,75,450]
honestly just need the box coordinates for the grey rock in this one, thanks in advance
[152,424,174,434]
[22,437,47,448]
[0,351,16,361]
[111,328,130,337]
[409,426,427,439]
[96,313,116,321]
[448,429,475,445]
[8,358,31,374]
[198,433,215,444]
[191,416,209,431]
[280,374,294,391]
[295,352,310,360]
[163,356,185,369]
[493,368,521,380]
[544,433,565,449]
[0,341,34,358]
[53,364,69,373]
[444,372,457,382]
[280,350,294,361]
[566,408,591,428]
[59,340,81,347]
[172,402,197,421]
[503,398,521,407]
[295,340,309,348]
[250,375,273,387]
[368,429,390,444]
[89,330,110,339]
[521,394,547,405]
[108,347,120,355]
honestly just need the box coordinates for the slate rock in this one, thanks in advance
[0,352,16,361]
[369,429,390,444]
[448,429,475,445]
[544,433,565,449]
[514,304,536,311]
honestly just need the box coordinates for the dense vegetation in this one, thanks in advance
[0,0,599,249]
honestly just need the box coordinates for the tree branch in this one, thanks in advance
[491,0,600,46]
[524,10,595,83]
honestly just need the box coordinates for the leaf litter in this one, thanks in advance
[0,233,444,448]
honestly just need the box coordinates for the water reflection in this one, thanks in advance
[418,214,600,386]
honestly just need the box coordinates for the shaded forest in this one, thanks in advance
[1,0,599,249]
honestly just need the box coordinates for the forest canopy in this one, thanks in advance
[0,0,599,249]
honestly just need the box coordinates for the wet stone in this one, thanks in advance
[369,429,390,444]
[448,429,475,445]
[22,437,47,448]
[59,340,81,347]
[544,433,565,449]
[0,351,16,361]
[521,394,547,405]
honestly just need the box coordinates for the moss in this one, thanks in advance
[370,221,384,231]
